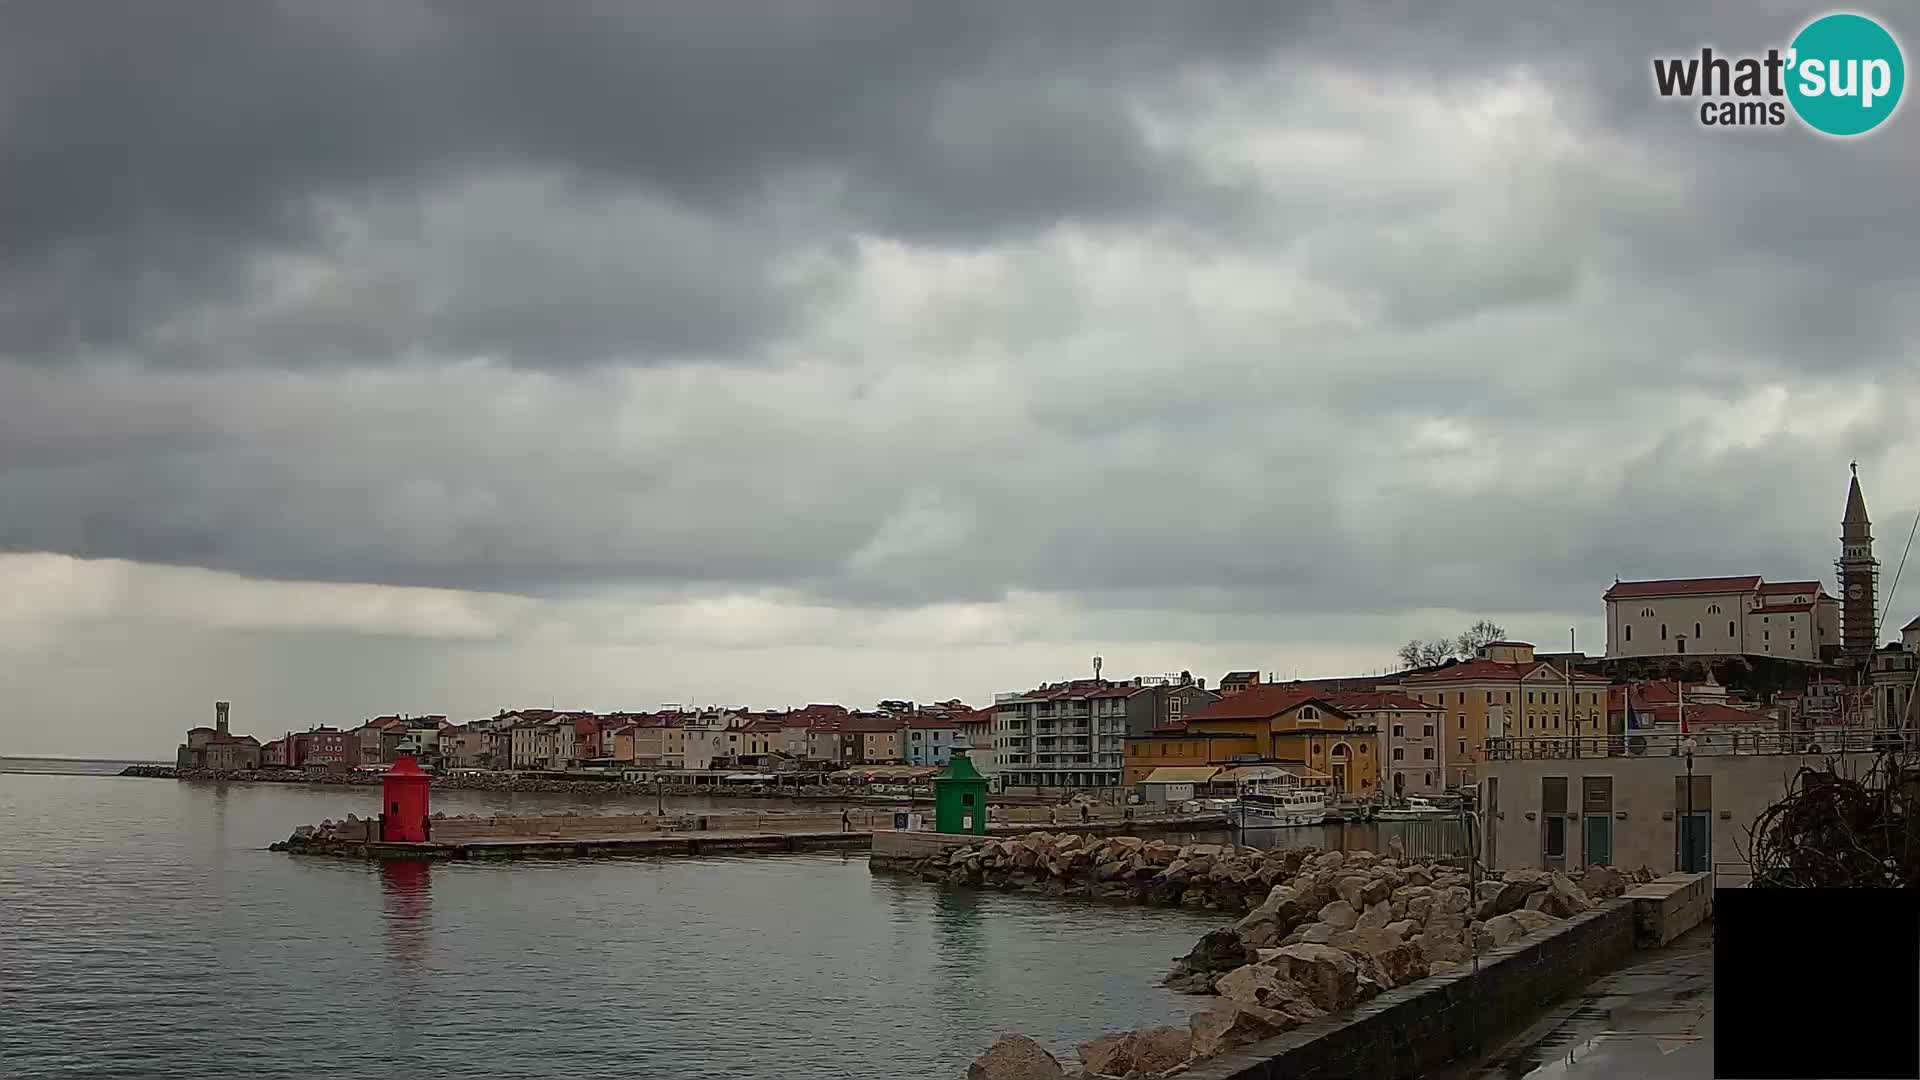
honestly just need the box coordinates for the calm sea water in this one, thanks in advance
[0,765,1234,1080]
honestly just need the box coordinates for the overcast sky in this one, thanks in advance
[4,3,1917,758]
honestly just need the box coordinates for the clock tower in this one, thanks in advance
[1838,462,1878,658]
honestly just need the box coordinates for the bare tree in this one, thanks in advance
[1397,638,1456,670]
[1396,619,1509,671]
[1455,619,1508,659]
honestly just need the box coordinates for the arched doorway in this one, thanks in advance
[1330,742,1351,794]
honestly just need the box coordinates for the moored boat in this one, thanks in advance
[1232,780,1328,828]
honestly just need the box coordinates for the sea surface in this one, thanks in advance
[0,763,1239,1080]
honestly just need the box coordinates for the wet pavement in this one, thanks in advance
[1435,925,1714,1080]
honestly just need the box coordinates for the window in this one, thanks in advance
[1707,604,1721,614]
[1457,692,1466,705]
[1485,691,1493,704]
[1694,622,1702,639]
[1423,724,1434,737]
[1425,772,1433,785]
[1505,691,1512,704]
[1790,629,1796,639]
[1359,744,1368,755]
[1661,624,1668,640]
[1423,747,1435,759]
[1764,630,1770,641]
[1625,625,1632,642]
[1457,714,1466,730]
[1458,740,1467,756]
[1392,724,1405,737]
[1728,621,1736,637]
[1299,706,1318,720]
[1642,607,1654,617]
[1553,693,1560,705]
[1393,747,1405,760]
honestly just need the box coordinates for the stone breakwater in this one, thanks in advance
[940,838,1653,1079]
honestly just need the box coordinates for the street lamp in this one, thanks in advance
[1682,735,1698,872]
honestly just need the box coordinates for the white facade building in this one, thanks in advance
[1604,576,1839,662]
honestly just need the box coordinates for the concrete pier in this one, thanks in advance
[273,810,1232,862]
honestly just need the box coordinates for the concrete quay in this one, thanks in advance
[273,810,1231,862]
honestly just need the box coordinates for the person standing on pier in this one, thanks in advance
[841,808,851,832]
[1080,803,1090,824]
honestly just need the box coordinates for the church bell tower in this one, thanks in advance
[1838,462,1878,657]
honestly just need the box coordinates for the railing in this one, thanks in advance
[1484,728,1916,760]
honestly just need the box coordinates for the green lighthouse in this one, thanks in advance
[933,751,990,835]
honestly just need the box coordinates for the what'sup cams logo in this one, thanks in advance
[1654,12,1905,135]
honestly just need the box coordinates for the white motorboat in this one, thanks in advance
[1373,796,1453,821]
[1232,780,1328,828]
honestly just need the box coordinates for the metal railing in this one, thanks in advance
[1484,728,1916,760]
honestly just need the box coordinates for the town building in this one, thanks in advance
[1603,576,1839,661]
[1400,642,1609,787]
[1869,644,1918,729]
[175,701,263,771]
[1217,671,1261,697]
[989,679,1133,789]
[1321,691,1446,797]
[902,714,964,766]
[288,726,350,769]
[1477,726,1896,877]
[1161,686,1382,797]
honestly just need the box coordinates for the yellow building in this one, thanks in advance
[1400,641,1609,787]
[1126,687,1381,797]
[1123,730,1258,784]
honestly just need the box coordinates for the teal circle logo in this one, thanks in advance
[1786,13,1905,136]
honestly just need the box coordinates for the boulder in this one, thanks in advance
[968,1035,1065,1080]
[1299,922,1334,944]
[1577,865,1627,899]
[1335,875,1368,910]
[1478,870,1550,920]
[1484,914,1523,946]
[1189,1001,1298,1059]
[1318,900,1359,930]
[1384,919,1417,942]
[1509,909,1562,934]
[1234,886,1313,949]
[1175,928,1252,975]
[1434,886,1472,917]
[1215,965,1329,1023]
[1162,971,1220,995]
[1416,913,1472,964]
[1080,1025,1192,1077]
[1258,943,1361,1013]
[1308,850,1346,873]
[1370,940,1430,988]
[1359,876,1393,907]
[1355,900,1392,931]
[1530,873,1591,918]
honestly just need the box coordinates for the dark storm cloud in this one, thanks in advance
[2,0,1918,624]
[0,1,1302,368]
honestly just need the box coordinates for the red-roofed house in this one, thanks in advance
[1604,575,1838,662]
[1401,641,1609,786]
[1133,686,1379,796]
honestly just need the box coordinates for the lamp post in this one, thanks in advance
[1682,735,1698,872]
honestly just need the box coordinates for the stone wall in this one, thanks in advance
[1181,901,1639,1080]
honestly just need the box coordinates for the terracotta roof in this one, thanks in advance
[837,716,904,734]
[1322,692,1443,713]
[1757,581,1824,595]
[1605,576,1762,600]
[1221,671,1260,683]
[187,726,216,734]
[1184,686,1349,722]
[1404,658,1607,685]
[902,714,964,729]
[1088,685,1148,699]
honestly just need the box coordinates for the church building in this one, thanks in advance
[1603,466,1877,664]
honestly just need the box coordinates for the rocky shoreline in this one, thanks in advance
[920,834,1652,1078]
[117,764,891,800]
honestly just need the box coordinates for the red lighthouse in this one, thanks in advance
[380,754,432,843]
